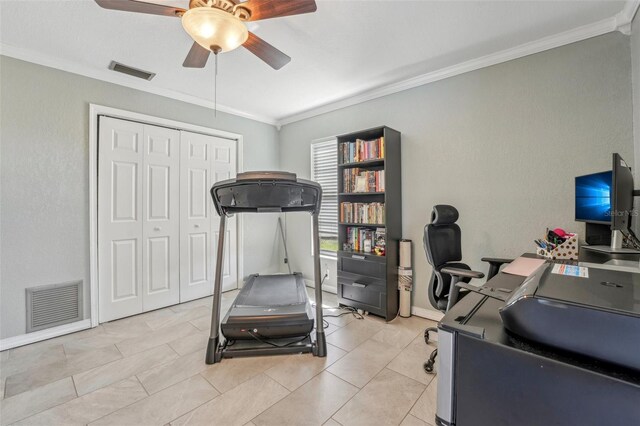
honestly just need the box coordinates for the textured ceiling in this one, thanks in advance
[0,0,628,123]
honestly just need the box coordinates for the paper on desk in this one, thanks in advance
[501,257,546,277]
[551,263,589,278]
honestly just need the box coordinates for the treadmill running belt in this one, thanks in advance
[221,273,315,339]
[236,274,307,307]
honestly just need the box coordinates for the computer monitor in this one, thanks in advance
[579,153,639,254]
[611,153,634,233]
[575,171,612,224]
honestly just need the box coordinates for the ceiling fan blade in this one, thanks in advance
[243,32,291,70]
[240,0,317,21]
[94,0,186,17]
[183,42,211,68]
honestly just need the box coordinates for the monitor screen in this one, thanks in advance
[575,171,612,224]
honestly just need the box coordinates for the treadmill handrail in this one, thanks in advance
[210,171,323,216]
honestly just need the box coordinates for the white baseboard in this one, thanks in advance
[0,319,92,351]
[321,285,337,294]
[411,306,444,322]
[303,278,338,295]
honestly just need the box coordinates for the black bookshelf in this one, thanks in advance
[336,126,401,321]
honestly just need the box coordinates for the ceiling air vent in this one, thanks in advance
[109,61,156,81]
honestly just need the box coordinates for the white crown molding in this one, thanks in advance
[618,0,640,26]
[277,10,630,127]
[616,0,640,35]
[0,43,278,126]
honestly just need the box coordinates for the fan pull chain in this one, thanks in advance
[214,52,218,117]
[211,45,222,118]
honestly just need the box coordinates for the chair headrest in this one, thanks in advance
[431,205,459,225]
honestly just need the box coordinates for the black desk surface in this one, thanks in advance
[440,255,640,385]
[580,247,640,264]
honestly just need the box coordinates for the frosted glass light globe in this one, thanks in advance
[182,7,248,53]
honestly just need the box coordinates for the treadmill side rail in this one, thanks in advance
[312,212,327,357]
[206,214,227,365]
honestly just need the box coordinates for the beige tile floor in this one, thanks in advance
[0,290,439,426]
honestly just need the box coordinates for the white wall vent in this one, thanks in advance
[26,281,83,333]
[108,61,156,81]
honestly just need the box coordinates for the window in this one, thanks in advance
[311,139,338,257]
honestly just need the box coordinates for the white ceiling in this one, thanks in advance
[0,0,633,125]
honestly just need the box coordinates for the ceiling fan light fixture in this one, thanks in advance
[181,7,248,53]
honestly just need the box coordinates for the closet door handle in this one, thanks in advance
[194,224,200,228]
[154,227,161,231]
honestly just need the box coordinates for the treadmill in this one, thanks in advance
[205,171,327,364]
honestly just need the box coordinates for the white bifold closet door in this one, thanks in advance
[180,131,237,302]
[98,117,180,322]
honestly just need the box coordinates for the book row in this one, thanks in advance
[340,202,385,224]
[339,137,385,164]
[342,169,385,193]
[343,226,386,256]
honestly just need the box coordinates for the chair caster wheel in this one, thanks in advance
[424,360,434,373]
[424,330,430,344]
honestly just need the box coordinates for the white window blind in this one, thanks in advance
[311,139,338,257]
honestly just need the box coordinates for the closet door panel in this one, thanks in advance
[180,131,214,302]
[142,125,181,311]
[210,138,238,292]
[98,117,144,322]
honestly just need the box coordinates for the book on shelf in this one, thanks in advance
[344,226,386,256]
[340,202,385,224]
[342,168,385,193]
[374,228,386,256]
[339,137,385,164]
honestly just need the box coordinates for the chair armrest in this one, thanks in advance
[482,257,514,280]
[481,257,514,266]
[441,267,485,311]
[441,267,485,280]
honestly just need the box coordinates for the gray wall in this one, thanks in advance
[1,29,636,336]
[0,57,281,339]
[633,13,640,179]
[279,33,634,314]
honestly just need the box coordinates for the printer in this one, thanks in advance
[499,263,640,372]
[436,261,640,426]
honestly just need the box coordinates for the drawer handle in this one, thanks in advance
[352,282,367,288]
[352,255,366,260]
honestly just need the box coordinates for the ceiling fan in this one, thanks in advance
[94,0,317,70]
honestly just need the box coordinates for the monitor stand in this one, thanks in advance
[582,230,640,254]
[583,245,640,254]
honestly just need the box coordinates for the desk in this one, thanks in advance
[436,257,640,426]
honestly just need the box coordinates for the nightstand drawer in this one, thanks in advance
[339,255,386,279]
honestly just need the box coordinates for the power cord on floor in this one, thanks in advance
[386,307,402,323]
[246,330,311,348]
[323,306,364,320]
[310,272,366,329]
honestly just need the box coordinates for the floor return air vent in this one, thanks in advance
[26,281,83,333]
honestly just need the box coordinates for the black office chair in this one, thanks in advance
[422,205,512,373]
